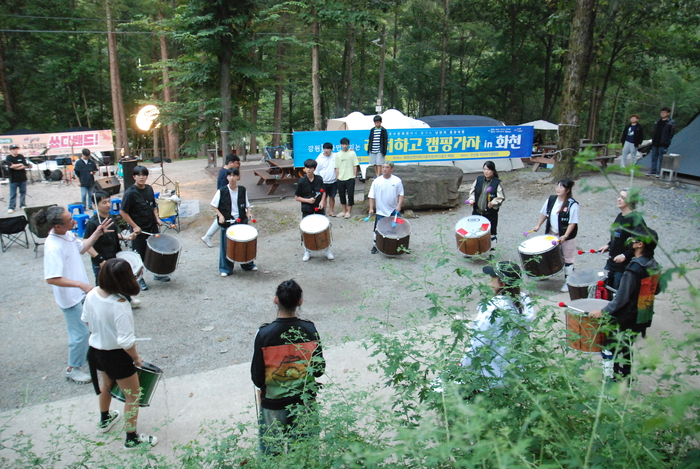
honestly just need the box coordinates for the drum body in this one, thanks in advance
[299,214,331,251]
[567,269,607,301]
[110,361,163,407]
[518,235,564,278]
[455,216,491,256]
[116,251,144,278]
[376,217,411,256]
[226,224,258,263]
[144,233,181,275]
[566,298,608,352]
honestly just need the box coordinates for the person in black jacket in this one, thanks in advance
[251,279,325,454]
[74,149,98,209]
[591,228,661,379]
[367,115,388,179]
[4,144,31,213]
[211,168,257,276]
[647,107,676,177]
[619,115,644,169]
[466,161,505,242]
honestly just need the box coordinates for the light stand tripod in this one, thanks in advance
[151,155,174,190]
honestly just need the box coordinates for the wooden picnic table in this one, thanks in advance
[253,159,301,195]
[267,158,298,177]
[529,143,615,171]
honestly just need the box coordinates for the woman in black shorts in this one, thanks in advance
[81,258,157,449]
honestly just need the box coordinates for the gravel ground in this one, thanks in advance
[1,160,698,411]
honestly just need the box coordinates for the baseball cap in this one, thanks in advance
[9,144,19,149]
[483,262,522,284]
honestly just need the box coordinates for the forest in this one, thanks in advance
[0,0,698,159]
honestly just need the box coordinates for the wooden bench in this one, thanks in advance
[529,155,557,172]
[253,170,299,195]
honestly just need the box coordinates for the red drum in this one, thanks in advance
[518,235,564,278]
[226,224,258,263]
[144,233,181,275]
[565,298,608,352]
[455,216,491,256]
[376,217,411,256]
[299,214,331,251]
[567,269,607,301]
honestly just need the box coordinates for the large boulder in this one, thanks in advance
[363,165,464,210]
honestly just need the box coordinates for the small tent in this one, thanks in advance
[520,120,559,131]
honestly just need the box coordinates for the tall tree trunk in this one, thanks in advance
[159,11,179,159]
[80,78,92,128]
[311,9,322,130]
[607,85,621,144]
[219,34,233,154]
[344,25,355,115]
[438,0,449,115]
[552,0,597,180]
[67,85,82,127]
[376,25,386,114]
[153,125,159,162]
[0,34,15,125]
[106,0,130,156]
[272,19,286,147]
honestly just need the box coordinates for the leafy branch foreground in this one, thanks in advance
[2,190,700,467]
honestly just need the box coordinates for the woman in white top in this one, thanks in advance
[460,262,535,389]
[82,258,157,449]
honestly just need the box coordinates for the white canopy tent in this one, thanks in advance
[326,109,429,130]
[520,119,559,131]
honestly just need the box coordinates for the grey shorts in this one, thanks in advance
[369,152,385,166]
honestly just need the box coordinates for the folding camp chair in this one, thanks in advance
[156,197,180,233]
[24,204,58,257]
[0,215,29,252]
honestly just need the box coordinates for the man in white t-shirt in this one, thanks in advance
[368,162,405,254]
[315,142,337,217]
[40,206,113,383]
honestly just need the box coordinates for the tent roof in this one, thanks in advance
[418,115,504,127]
[639,113,700,178]
[326,109,429,130]
[520,120,559,131]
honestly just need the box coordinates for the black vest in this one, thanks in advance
[473,176,501,213]
[217,185,248,228]
[545,195,578,239]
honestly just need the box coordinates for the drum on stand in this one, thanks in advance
[376,217,411,256]
[116,250,144,278]
[226,224,258,263]
[567,269,607,301]
[565,298,608,352]
[110,361,163,407]
[299,214,331,251]
[455,216,491,256]
[144,233,181,275]
[518,235,564,278]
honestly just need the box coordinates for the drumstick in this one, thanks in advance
[135,337,152,341]
[392,212,398,227]
[523,230,536,237]
[558,302,588,315]
[141,231,161,238]
[577,249,600,255]
[464,199,472,205]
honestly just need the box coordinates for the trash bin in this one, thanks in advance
[120,158,139,192]
[660,153,681,181]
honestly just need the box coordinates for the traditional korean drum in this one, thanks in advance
[565,298,608,352]
[299,214,331,251]
[455,216,491,256]
[567,269,607,301]
[226,224,258,263]
[144,233,181,275]
[376,217,411,256]
[518,235,563,278]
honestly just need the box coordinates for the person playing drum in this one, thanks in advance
[598,188,647,290]
[368,161,405,255]
[466,160,505,244]
[201,154,241,248]
[459,262,535,391]
[211,167,258,276]
[81,258,158,450]
[295,159,333,262]
[590,228,661,381]
[533,178,579,292]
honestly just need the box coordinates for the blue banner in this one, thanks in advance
[293,126,533,167]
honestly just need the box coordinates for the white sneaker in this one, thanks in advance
[7,209,14,214]
[220,272,228,277]
[65,367,91,384]
[124,433,158,450]
[201,236,213,248]
[130,298,141,309]
[302,250,311,262]
[560,283,569,293]
[326,250,334,260]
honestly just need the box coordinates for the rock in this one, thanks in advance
[362,165,464,210]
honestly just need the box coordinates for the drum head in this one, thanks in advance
[567,298,609,315]
[116,251,144,276]
[299,214,330,234]
[146,233,181,254]
[518,235,558,255]
[568,269,607,288]
[226,224,258,242]
[377,217,411,238]
[455,216,490,238]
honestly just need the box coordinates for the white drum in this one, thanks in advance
[299,214,331,251]
[455,216,491,256]
[116,251,144,278]
[226,224,258,263]
[518,235,563,278]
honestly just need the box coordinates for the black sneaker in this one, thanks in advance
[138,278,148,291]
[153,275,170,282]
[99,410,121,433]
[370,246,378,254]
[124,433,158,450]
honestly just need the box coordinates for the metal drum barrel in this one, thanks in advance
[110,361,163,407]
[565,298,608,352]
[518,235,563,278]
[144,233,181,275]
